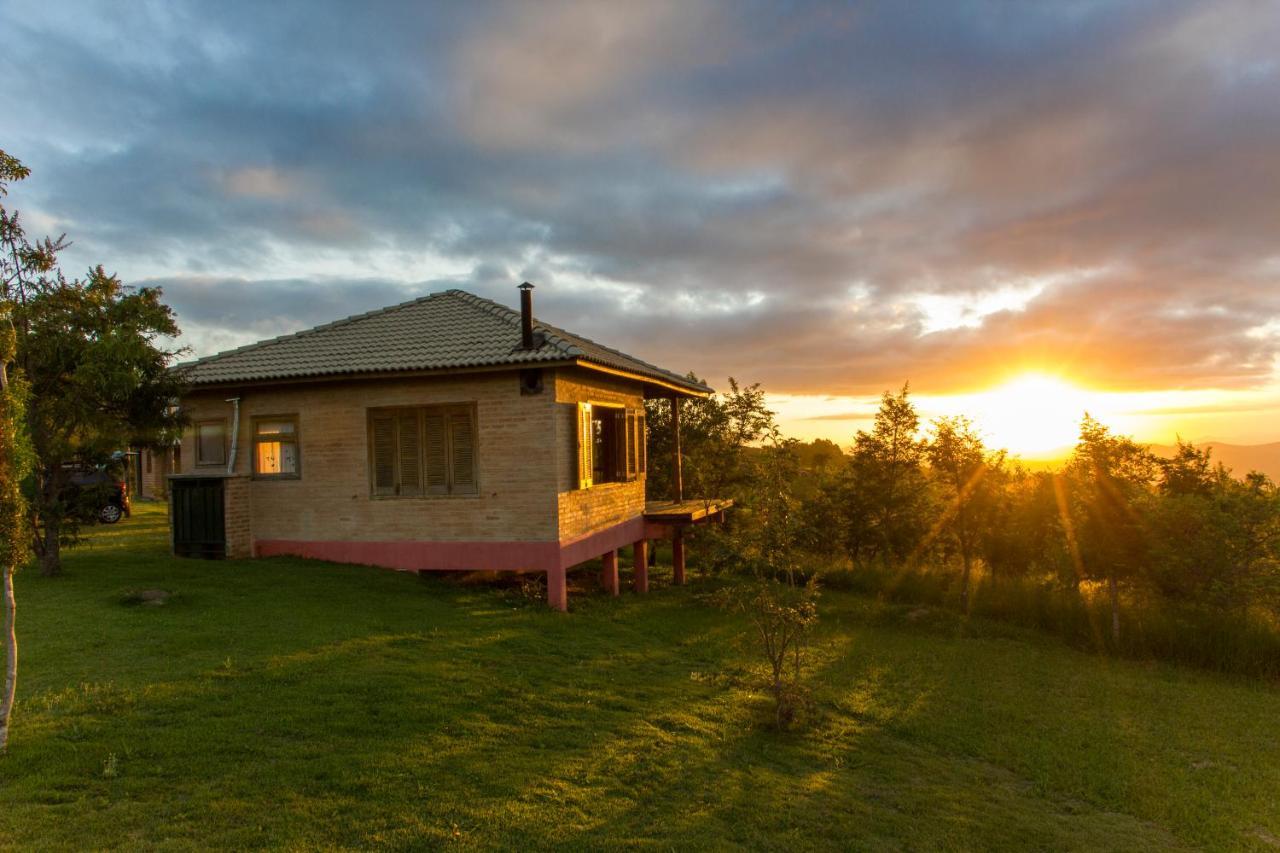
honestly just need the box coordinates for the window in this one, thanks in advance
[253,416,300,478]
[575,403,644,488]
[368,405,477,497]
[195,420,227,466]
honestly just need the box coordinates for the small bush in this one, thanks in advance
[716,577,820,729]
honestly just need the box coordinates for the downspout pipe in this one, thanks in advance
[225,397,241,475]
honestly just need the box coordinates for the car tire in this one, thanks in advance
[99,503,123,524]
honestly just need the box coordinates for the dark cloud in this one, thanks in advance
[2,0,1278,393]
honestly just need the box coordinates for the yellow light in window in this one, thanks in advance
[257,441,282,474]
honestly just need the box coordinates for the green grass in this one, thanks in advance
[2,504,1278,850]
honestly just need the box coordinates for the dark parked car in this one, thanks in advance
[65,466,131,524]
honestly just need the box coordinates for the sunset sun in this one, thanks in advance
[960,373,1104,457]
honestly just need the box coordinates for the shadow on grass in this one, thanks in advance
[4,503,1273,849]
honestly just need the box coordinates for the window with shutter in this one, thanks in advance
[614,409,628,481]
[577,402,648,486]
[448,408,477,494]
[369,404,478,497]
[577,403,593,489]
[371,414,397,496]
[638,412,647,474]
[625,411,638,480]
[423,411,448,495]
[398,412,422,496]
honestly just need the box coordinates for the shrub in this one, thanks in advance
[716,577,820,729]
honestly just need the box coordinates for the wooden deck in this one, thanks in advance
[643,498,734,524]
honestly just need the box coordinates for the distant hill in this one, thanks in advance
[1150,442,1280,481]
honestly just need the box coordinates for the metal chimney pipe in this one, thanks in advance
[518,282,535,349]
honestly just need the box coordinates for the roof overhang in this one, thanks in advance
[573,359,713,399]
[176,358,713,398]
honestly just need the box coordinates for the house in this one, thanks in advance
[168,283,731,610]
[125,445,178,501]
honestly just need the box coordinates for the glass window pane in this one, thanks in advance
[256,420,295,436]
[197,422,225,464]
[255,440,298,475]
[279,442,298,474]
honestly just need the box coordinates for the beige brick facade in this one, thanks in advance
[223,475,253,558]
[173,366,647,554]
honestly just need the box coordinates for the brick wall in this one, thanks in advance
[223,475,252,558]
[139,448,172,499]
[174,367,651,557]
[552,368,647,541]
[176,371,561,545]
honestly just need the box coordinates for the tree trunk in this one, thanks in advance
[0,358,16,754]
[0,564,15,754]
[960,549,972,616]
[38,515,60,578]
[1108,571,1120,645]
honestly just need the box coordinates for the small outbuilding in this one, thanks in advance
[168,284,730,609]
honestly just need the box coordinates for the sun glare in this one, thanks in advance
[953,373,1106,458]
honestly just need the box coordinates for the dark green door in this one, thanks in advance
[172,478,226,558]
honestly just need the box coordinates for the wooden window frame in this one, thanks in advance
[578,401,645,489]
[251,414,302,480]
[194,419,228,468]
[367,403,479,499]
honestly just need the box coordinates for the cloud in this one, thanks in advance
[1,0,1278,397]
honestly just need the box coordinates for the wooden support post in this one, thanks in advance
[671,395,683,503]
[600,550,619,596]
[633,540,649,593]
[672,528,686,585]
[547,565,567,612]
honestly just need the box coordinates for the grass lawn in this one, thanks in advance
[2,503,1279,851]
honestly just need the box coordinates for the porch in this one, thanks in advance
[553,394,732,609]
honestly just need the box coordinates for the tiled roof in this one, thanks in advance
[175,289,712,395]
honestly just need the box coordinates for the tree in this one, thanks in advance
[0,151,185,577]
[1062,415,1158,643]
[18,267,186,575]
[718,577,819,729]
[712,428,820,729]
[1157,439,1218,497]
[980,468,1059,584]
[1,149,45,753]
[644,376,774,503]
[926,416,1005,613]
[842,384,931,562]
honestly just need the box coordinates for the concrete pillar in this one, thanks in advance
[633,540,649,593]
[601,549,619,596]
[547,565,568,612]
[672,528,686,585]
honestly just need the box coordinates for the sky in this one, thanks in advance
[2,0,1278,455]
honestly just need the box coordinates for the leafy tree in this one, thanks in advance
[980,468,1060,583]
[644,376,774,503]
[1147,465,1280,608]
[1158,440,1219,497]
[0,152,185,577]
[1,149,44,753]
[1062,415,1158,642]
[842,384,931,562]
[17,268,186,575]
[926,416,1005,613]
